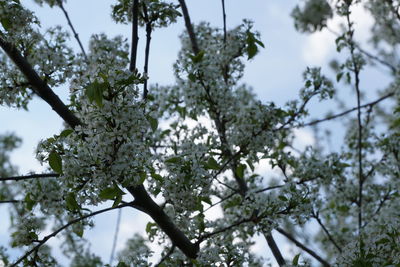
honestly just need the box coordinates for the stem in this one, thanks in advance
[345,5,364,234]
[58,0,88,61]
[109,208,122,265]
[0,173,59,182]
[276,227,331,267]
[0,37,81,128]
[301,92,394,127]
[178,0,200,54]
[11,203,131,267]
[142,4,152,99]
[129,0,139,72]
[221,0,227,43]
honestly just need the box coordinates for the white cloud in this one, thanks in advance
[293,128,315,151]
[301,3,374,65]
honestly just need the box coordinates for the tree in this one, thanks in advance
[0,0,399,266]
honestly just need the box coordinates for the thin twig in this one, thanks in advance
[142,3,153,99]
[178,0,200,54]
[0,173,59,182]
[129,0,139,72]
[109,208,122,265]
[301,91,394,127]
[345,5,364,234]
[312,211,342,252]
[0,200,21,204]
[221,0,227,44]
[11,203,132,267]
[276,227,331,267]
[155,245,176,267]
[58,0,88,61]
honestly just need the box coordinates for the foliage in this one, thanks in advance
[0,0,399,266]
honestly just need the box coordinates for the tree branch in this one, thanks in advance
[276,227,331,267]
[0,36,81,128]
[142,3,152,99]
[155,245,176,267]
[0,173,60,182]
[301,91,395,127]
[127,185,199,258]
[57,0,88,61]
[178,0,200,54]
[129,0,139,72]
[11,203,132,267]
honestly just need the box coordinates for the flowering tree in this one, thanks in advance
[0,0,399,266]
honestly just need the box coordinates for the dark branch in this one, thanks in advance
[11,203,132,267]
[129,0,140,72]
[0,36,81,128]
[221,0,227,43]
[178,0,200,54]
[155,245,176,267]
[302,91,395,127]
[0,173,60,182]
[109,208,122,265]
[276,227,331,267]
[57,0,88,61]
[142,3,152,99]
[312,211,342,253]
[264,233,286,266]
[127,185,199,258]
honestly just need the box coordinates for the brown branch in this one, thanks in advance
[0,200,21,204]
[155,245,176,267]
[276,227,331,267]
[109,208,122,265]
[0,173,60,182]
[142,4,152,99]
[0,36,81,128]
[129,0,140,72]
[127,185,199,258]
[178,0,200,54]
[345,5,364,234]
[57,0,88,61]
[264,233,286,266]
[221,0,227,44]
[11,203,132,267]
[312,211,342,253]
[301,91,395,127]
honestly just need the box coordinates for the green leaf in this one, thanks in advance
[73,226,84,237]
[292,253,300,265]
[247,43,258,60]
[278,195,288,201]
[24,193,36,211]
[235,164,246,179]
[116,262,129,267]
[48,151,62,174]
[99,184,125,200]
[85,81,107,107]
[138,172,147,184]
[188,73,197,82]
[165,156,181,164]
[151,172,163,182]
[59,129,73,138]
[190,50,205,63]
[0,18,12,31]
[205,157,220,170]
[65,193,80,211]
[147,115,158,132]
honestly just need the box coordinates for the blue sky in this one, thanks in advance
[0,0,392,266]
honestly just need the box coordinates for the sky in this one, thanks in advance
[0,0,393,266]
